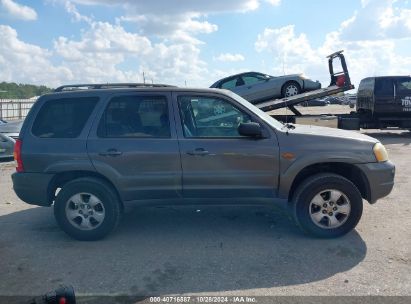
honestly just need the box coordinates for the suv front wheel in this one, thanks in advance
[291,173,363,238]
[54,177,121,241]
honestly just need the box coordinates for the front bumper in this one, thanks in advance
[303,80,321,91]
[356,161,395,204]
[12,172,54,206]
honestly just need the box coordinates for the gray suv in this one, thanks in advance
[12,84,395,241]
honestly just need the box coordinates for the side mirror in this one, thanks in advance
[238,122,262,138]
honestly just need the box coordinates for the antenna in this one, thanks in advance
[143,71,146,84]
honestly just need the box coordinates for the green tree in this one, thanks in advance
[0,82,53,99]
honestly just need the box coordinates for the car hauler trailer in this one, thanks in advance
[254,51,411,130]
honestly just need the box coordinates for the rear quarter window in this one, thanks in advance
[375,78,394,96]
[32,97,98,138]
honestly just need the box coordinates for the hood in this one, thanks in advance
[271,74,301,79]
[289,124,378,144]
[276,124,380,165]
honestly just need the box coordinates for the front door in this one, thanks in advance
[87,92,182,201]
[173,92,280,199]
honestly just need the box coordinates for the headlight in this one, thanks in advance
[373,142,388,162]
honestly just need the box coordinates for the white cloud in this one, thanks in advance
[214,53,245,62]
[255,0,411,88]
[118,13,218,45]
[0,25,72,86]
[68,0,277,44]
[265,0,281,6]
[0,0,37,20]
[0,20,211,87]
[54,21,209,86]
[28,0,282,87]
[70,0,261,14]
[64,1,92,24]
[339,0,411,41]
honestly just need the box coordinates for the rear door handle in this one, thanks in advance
[99,149,123,157]
[186,148,209,156]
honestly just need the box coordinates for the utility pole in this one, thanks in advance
[143,71,146,84]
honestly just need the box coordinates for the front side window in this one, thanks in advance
[98,95,170,138]
[32,97,98,138]
[178,96,252,138]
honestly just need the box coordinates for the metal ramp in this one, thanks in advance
[255,50,355,116]
[256,84,354,115]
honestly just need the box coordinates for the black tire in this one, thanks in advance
[281,81,301,98]
[54,177,121,241]
[291,173,363,238]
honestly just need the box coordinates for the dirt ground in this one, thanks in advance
[0,106,410,299]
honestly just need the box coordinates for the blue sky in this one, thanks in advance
[0,0,410,88]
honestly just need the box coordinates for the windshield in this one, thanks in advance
[224,90,284,129]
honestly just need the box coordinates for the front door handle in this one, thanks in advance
[99,149,123,157]
[186,148,209,156]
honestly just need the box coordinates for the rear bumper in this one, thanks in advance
[12,172,54,206]
[356,161,395,204]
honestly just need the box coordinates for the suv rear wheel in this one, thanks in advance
[54,177,121,241]
[291,173,363,238]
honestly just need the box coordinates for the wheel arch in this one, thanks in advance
[286,162,371,204]
[47,170,123,210]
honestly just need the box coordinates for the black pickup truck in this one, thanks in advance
[352,76,411,129]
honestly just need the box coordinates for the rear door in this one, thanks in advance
[173,92,280,200]
[87,92,182,202]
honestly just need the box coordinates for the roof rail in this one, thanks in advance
[54,83,176,92]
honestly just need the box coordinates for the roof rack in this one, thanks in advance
[54,83,176,92]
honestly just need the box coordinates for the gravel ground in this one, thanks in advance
[0,109,410,298]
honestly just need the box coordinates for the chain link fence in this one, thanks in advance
[0,99,36,121]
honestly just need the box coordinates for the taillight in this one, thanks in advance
[13,139,24,172]
[336,75,346,87]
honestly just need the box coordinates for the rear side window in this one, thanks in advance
[32,97,98,138]
[220,78,237,89]
[98,95,170,138]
